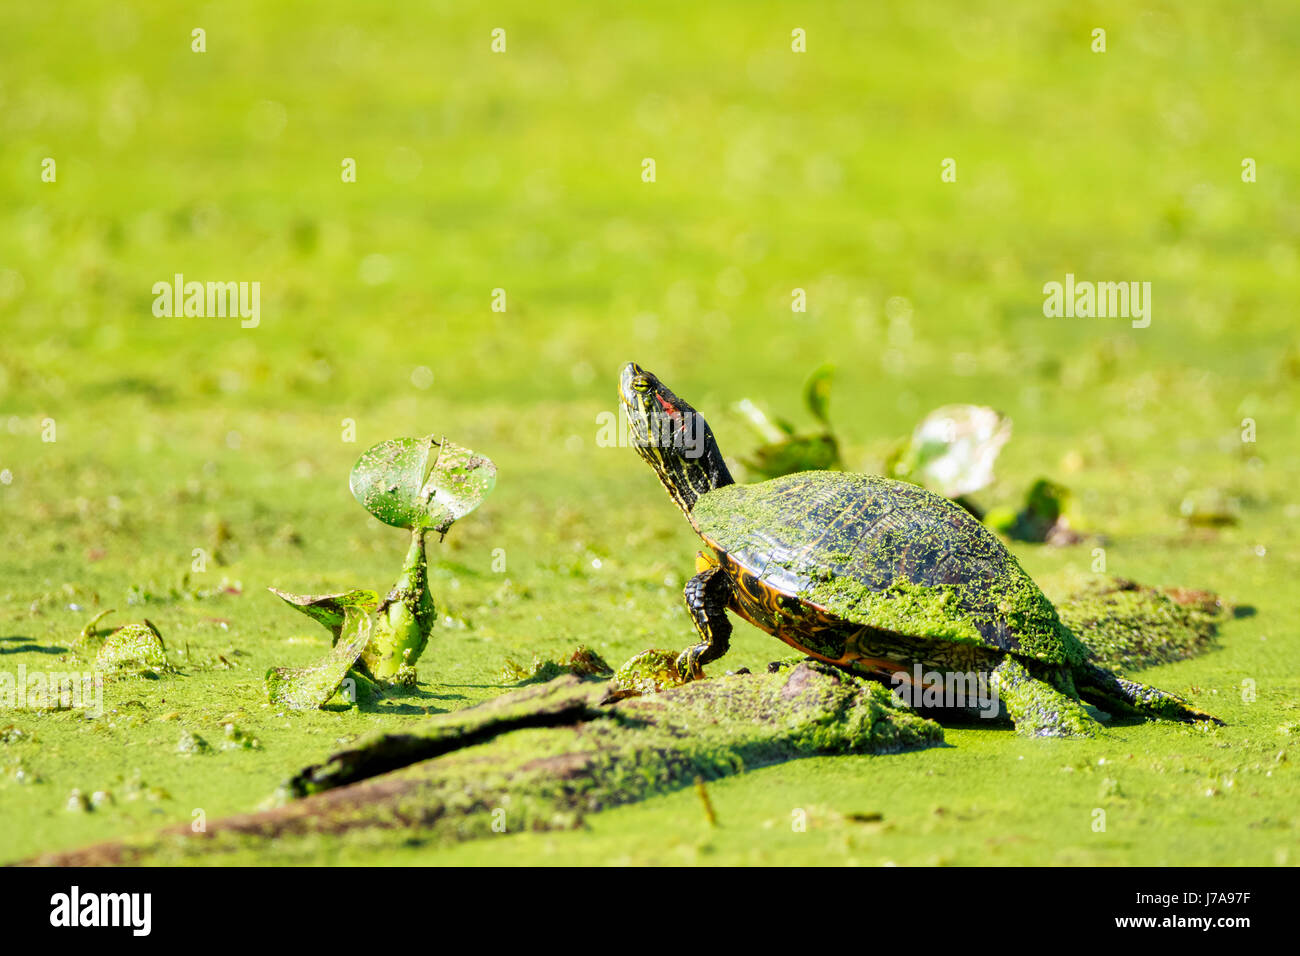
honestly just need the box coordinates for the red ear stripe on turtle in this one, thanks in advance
[655,394,679,416]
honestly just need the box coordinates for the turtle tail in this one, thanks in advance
[1074,663,1223,726]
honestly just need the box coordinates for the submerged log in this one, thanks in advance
[26,662,942,865]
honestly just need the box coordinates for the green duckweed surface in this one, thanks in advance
[1,1,1298,865]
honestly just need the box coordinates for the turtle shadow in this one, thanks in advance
[324,684,465,716]
[913,707,1008,734]
[0,636,69,655]
[918,705,1189,734]
[353,700,452,716]
[1089,709,1188,730]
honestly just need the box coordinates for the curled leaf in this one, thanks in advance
[268,588,380,644]
[349,436,437,530]
[266,606,374,711]
[349,436,496,534]
[78,609,117,647]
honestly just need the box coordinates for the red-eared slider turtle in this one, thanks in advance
[619,363,1222,736]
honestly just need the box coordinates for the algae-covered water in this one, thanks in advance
[1,1,1298,865]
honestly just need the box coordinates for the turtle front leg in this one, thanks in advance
[677,565,733,681]
[990,658,1101,738]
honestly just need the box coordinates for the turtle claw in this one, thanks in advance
[675,650,706,683]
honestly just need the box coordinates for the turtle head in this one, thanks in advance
[619,362,734,518]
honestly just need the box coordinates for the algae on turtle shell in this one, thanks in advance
[27,662,942,865]
[800,577,988,646]
[694,470,1087,666]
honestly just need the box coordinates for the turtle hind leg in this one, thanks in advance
[677,564,734,680]
[990,658,1101,738]
[1076,663,1224,726]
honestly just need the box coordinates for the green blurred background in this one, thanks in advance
[1,2,1297,865]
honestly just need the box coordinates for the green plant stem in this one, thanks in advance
[362,527,436,680]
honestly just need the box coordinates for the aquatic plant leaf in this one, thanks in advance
[268,588,380,643]
[417,439,497,534]
[803,364,835,426]
[985,477,1084,545]
[176,730,213,756]
[349,436,438,529]
[1025,478,1070,523]
[349,436,496,533]
[735,366,842,479]
[266,606,374,711]
[890,405,1011,498]
[734,398,792,443]
[741,434,840,480]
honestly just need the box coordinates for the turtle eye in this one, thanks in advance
[632,377,651,393]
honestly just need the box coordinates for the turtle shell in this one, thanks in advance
[691,471,1085,666]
